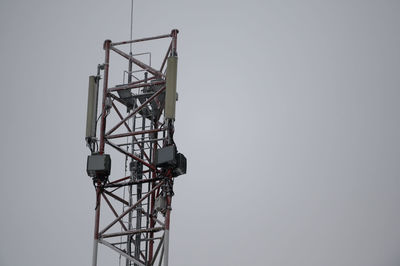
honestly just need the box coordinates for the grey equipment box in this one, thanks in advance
[172,153,187,177]
[155,145,187,177]
[87,154,111,180]
[155,195,167,214]
[155,145,177,167]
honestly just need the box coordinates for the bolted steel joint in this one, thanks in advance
[103,39,112,50]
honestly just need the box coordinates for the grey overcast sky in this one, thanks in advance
[1,0,400,266]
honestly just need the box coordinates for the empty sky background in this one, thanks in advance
[1,1,400,265]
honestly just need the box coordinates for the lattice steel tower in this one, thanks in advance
[85,29,187,266]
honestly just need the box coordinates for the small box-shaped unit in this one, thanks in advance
[155,195,167,214]
[155,145,177,167]
[130,161,142,177]
[155,145,187,177]
[173,153,187,177]
[87,154,111,180]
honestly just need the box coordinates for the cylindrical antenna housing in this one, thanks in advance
[165,56,178,120]
[86,75,99,140]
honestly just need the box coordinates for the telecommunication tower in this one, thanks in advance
[85,29,187,266]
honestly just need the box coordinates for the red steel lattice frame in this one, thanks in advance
[90,29,181,266]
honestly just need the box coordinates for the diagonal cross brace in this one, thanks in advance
[105,140,155,170]
[105,86,166,136]
[99,181,164,235]
[99,239,146,266]
[110,46,165,78]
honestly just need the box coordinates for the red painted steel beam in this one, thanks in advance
[110,46,165,78]
[111,33,171,46]
[99,40,111,154]
[106,128,165,140]
[110,102,152,162]
[171,29,179,55]
[110,175,131,184]
[101,193,128,231]
[94,183,102,239]
[160,42,172,73]
[105,177,163,188]
[111,102,132,132]
[108,93,126,106]
[103,190,129,206]
[105,140,156,171]
[101,227,164,239]
[108,171,150,185]
[148,125,159,263]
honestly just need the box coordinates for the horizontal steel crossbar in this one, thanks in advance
[101,227,164,239]
[108,80,165,93]
[111,33,172,46]
[106,128,165,140]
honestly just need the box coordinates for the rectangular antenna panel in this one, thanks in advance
[85,76,99,139]
[165,56,178,119]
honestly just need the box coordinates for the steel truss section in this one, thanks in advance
[89,29,182,266]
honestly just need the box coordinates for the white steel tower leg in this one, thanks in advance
[92,239,99,266]
[163,230,169,266]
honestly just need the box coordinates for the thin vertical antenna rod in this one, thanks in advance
[130,0,134,54]
[127,3,134,266]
